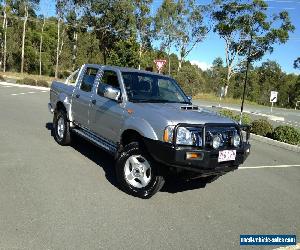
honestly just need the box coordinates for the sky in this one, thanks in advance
[39,0,300,74]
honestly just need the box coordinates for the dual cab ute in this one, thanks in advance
[48,64,250,198]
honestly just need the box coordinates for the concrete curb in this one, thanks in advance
[250,133,300,153]
[222,106,285,122]
[0,81,50,91]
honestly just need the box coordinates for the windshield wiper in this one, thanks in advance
[137,99,169,103]
[179,101,192,104]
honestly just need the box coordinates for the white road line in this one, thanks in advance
[1,85,14,88]
[0,81,50,91]
[240,165,300,169]
[11,91,48,96]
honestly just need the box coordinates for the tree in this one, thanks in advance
[256,60,283,105]
[175,0,208,71]
[84,0,136,65]
[107,37,139,68]
[17,0,39,73]
[294,57,300,69]
[1,0,9,72]
[134,0,153,70]
[65,0,85,70]
[154,0,181,75]
[55,0,68,78]
[209,57,226,93]
[175,64,205,96]
[212,0,295,96]
[39,14,45,76]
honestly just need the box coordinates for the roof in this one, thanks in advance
[84,64,169,78]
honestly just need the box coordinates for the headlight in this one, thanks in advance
[212,135,221,149]
[176,127,194,145]
[163,126,202,146]
[232,134,240,147]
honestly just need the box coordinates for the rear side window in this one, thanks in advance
[80,67,98,92]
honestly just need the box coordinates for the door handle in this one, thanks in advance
[91,99,96,105]
[75,94,80,98]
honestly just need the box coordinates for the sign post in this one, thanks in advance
[154,59,167,74]
[270,91,278,113]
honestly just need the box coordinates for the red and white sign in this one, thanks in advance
[154,59,167,73]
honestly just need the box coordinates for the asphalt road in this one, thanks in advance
[0,84,299,250]
[194,100,300,128]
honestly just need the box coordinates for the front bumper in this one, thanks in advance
[143,138,250,175]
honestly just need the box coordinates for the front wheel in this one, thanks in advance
[115,142,165,199]
[53,109,72,146]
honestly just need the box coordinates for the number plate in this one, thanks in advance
[218,150,236,162]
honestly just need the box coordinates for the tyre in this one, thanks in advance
[115,142,165,199]
[53,109,72,146]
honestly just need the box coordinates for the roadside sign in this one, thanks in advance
[270,91,278,103]
[154,59,167,73]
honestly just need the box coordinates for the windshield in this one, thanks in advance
[122,72,190,103]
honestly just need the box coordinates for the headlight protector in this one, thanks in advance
[176,127,194,145]
[163,126,202,146]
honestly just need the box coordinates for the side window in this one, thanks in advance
[97,70,120,96]
[80,67,98,92]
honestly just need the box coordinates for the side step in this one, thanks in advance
[72,128,117,155]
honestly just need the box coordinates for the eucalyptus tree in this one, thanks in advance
[65,0,86,70]
[154,0,181,75]
[134,0,153,70]
[1,0,10,72]
[15,0,39,73]
[175,0,208,71]
[55,0,68,78]
[39,13,45,76]
[212,0,294,96]
[83,0,136,64]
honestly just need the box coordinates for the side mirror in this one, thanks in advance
[104,86,121,102]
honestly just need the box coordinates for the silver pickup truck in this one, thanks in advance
[48,64,250,198]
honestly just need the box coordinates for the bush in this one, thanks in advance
[218,109,252,125]
[219,109,236,120]
[36,79,49,87]
[272,126,300,145]
[17,77,37,86]
[0,75,5,81]
[250,119,273,137]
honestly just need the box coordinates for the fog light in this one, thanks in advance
[186,152,203,160]
[232,134,241,147]
[212,135,221,149]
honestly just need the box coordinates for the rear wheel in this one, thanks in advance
[116,142,165,199]
[53,109,72,146]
